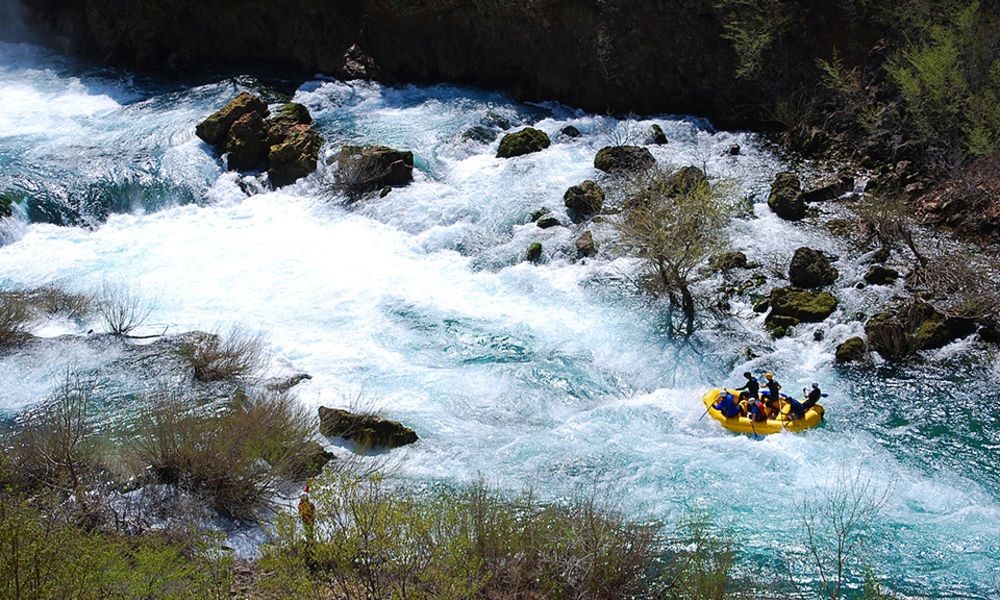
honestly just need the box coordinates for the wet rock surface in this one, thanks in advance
[318,406,418,449]
[496,128,550,158]
[594,146,655,174]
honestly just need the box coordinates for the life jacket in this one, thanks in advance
[750,401,769,422]
[715,393,740,418]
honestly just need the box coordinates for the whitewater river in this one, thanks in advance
[1,42,997,597]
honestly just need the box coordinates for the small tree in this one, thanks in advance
[791,471,892,600]
[854,195,927,268]
[616,167,734,337]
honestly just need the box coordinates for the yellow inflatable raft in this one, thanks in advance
[701,388,824,435]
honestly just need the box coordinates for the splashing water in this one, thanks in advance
[0,42,997,597]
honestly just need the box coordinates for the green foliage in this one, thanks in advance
[260,472,666,599]
[715,0,797,80]
[664,517,741,599]
[879,1,998,165]
[0,495,231,600]
[616,167,735,336]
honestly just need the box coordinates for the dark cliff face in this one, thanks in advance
[7,0,852,129]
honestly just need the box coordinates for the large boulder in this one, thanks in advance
[865,301,977,359]
[269,102,312,127]
[318,407,418,449]
[195,92,268,150]
[268,123,322,187]
[835,336,867,363]
[767,172,806,221]
[563,180,605,222]
[225,111,268,171]
[768,287,838,323]
[788,247,838,288]
[336,145,414,193]
[496,128,550,158]
[594,146,656,174]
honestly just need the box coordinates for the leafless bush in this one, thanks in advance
[908,251,1000,321]
[130,390,318,520]
[0,291,32,346]
[96,280,154,336]
[28,284,94,319]
[7,375,99,495]
[325,155,392,204]
[602,115,638,147]
[854,195,926,267]
[790,470,892,600]
[181,327,269,383]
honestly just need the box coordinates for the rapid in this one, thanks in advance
[0,42,997,597]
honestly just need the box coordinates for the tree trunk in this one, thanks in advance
[681,285,696,338]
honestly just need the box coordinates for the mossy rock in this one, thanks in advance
[225,111,268,171]
[318,407,418,449]
[300,441,336,478]
[271,102,312,126]
[767,171,806,221]
[497,127,550,158]
[268,123,322,187]
[864,300,976,359]
[710,251,748,272]
[0,191,25,218]
[864,265,899,285]
[563,180,605,222]
[336,145,414,192]
[536,215,561,229]
[789,247,838,288]
[768,287,838,322]
[195,92,269,150]
[526,242,543,262]
[666,166,708,196]
[594,145,655,173]
[835,336,867,363]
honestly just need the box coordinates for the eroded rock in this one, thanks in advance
[318,407,418,449]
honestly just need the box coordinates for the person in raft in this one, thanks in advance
[735,371,760,401]
[713,390,741,418]
[786,383,824,420]
[762,372,782,415]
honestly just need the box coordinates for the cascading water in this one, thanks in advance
[1,41,997,597]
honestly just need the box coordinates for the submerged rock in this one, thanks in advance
[336,145,414,193]
[788,247,838,288]
[835,336,867,363]
[725,143,741,156]
[318,407,418,449]
[462,125,498,144]
[536,215,561,229]
[563,180,605,222]
[496,128,550,158]
[767,172,806,221]
[594,146,655,174]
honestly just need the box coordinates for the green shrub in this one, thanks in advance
[0,494,231,600]
[260,472,666,599]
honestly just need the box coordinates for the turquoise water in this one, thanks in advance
[0,42,997,597]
